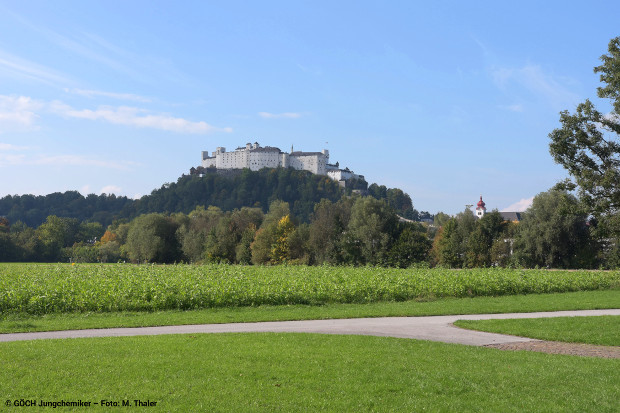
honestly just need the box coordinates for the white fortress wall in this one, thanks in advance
[247,147,283,170]
[200,143,363,180]
[289,152,327,175]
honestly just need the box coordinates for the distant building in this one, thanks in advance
[475,195,486,218]
[201,142,363,185]
[474,195,522,222]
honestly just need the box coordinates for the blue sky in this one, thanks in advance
[0,1,618,215]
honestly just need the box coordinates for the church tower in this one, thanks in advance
[475,195,486,218]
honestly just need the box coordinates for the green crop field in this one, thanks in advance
[1,263,618,315]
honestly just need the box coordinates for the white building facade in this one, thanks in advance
[202,142,355,180]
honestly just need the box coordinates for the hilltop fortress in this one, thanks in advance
[200,142,364,185]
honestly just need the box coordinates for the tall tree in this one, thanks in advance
[549,37,620,240]
[387,224,431,268]
[308,198,353,265]
[342,197,399,265]
[125,213,182,263]
[512,190,594,268]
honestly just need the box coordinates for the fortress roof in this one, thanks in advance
[290,151,324,156]
[250,146,282,153]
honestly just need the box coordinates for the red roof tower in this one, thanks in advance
[475,195,486,218]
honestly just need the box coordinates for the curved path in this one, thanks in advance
[1,309,619,347]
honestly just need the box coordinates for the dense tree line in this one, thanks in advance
[430,190,606,269]
[0,191,132,228]
[0,196,432,267]
[1,188,616,268]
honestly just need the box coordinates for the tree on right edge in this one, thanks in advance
[549,36,620,266]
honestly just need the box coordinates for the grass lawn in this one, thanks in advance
[0,289,618,333]
[454,315,620,346]
[1,333,618,412]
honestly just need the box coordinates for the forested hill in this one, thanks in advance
[127,168,347,222]
[0,191,132,228]
[0,167,419,227]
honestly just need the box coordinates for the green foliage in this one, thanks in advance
[549,37,620,242]
[251,201,292,265]
[387,225,431,268]
[1,263,617,315]
[367,183,420,220]
[432,209,515,268]
[131,168,345,223]
[125,214,182,263]
[0,191,131,228]
[512,190,594,268]
[342,197,399,265]
[308,198,353,265]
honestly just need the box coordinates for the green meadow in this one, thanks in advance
[1,332,618,412]
[1,264,618,412]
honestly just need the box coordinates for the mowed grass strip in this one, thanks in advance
[455,315,620,346]
[1,289,618,334]
[1,263,619,314]
[1,333,618,412]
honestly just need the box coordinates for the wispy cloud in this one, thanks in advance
[259,112,303,119]
[65,88,152,103]
[5,8,137,79]
[499,103,524,112]
[0,142,31,151]
[0,49,70,86]
[501,196,534,212]
[490,64,579,110]
[0,130,136,170]
[296,63,323,76]
[31,154,133,169]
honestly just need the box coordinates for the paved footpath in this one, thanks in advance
[1,309,619,346]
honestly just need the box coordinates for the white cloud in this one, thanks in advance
[0,153,26,166]
[501,197,534,212]
[0,94,232,135]
[66,88,152,103]
[51,101,232,134]
[0,95,44,132]
[259,112,302,119]
[100,185,122,195]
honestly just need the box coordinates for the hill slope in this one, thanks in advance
[0,167,419,227]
